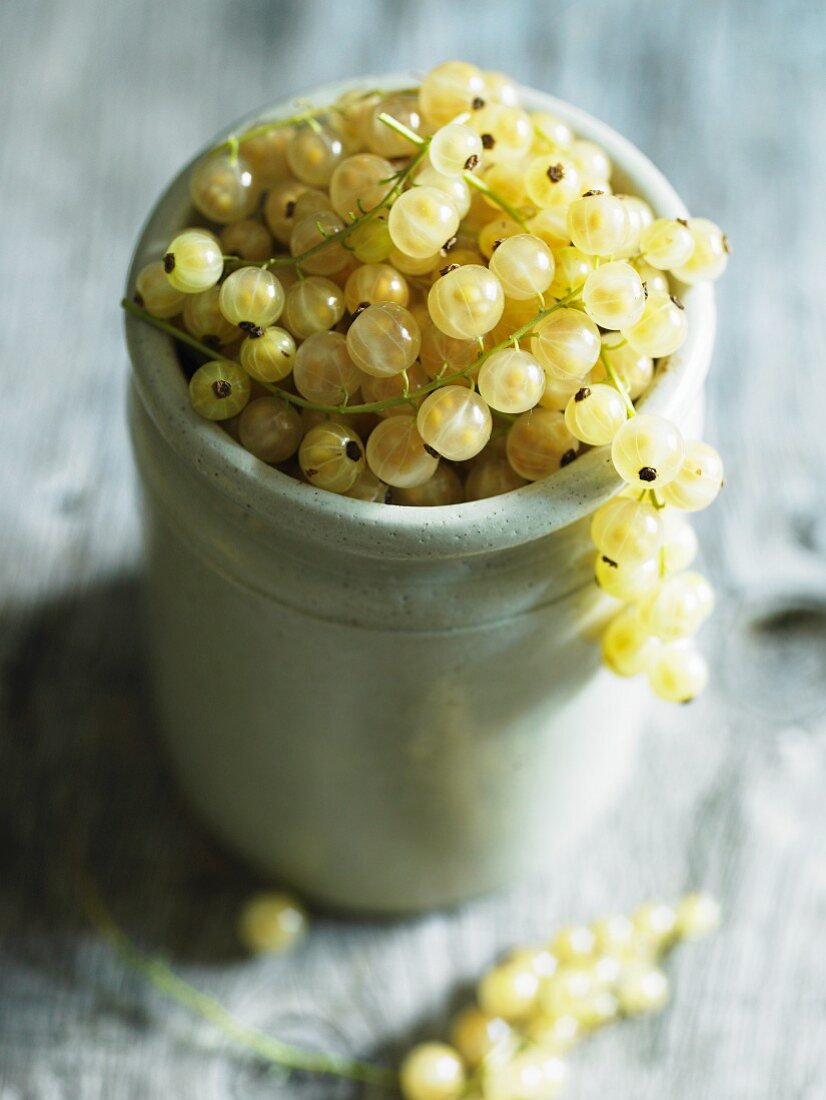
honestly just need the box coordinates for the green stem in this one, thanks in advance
[212,88,420,155]
[376,112,426,148]
[122,285,584,418]
[599,349,636,417]
[462,172,530,230]
[81,880,397,1089]
[225,141,428,275]
[375,112,531,232]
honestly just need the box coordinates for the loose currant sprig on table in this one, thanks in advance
[82,879,396,1090]
[397,891,721,1100]
[85,875,720,1100]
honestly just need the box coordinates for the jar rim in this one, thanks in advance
[125,73,715,560]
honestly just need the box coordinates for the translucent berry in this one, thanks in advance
[188,360,252,420]
[392,463,464,506]
[135,261,186,319]
[239,128,290,187]
[283,277,345,339]
[488,234,555,301]
[647,641,709,702]
[347,301,421,378]
[189,150,259,224]
[183,286,238,345]
[611,414,686,488]
[299,422,365,493]
[675,893,721,938]
[478,348,546,413]
[660,510,699,572]
[469,104,533,163]
[237,891,307,954]
[582,261,646,329]
[360,360,429,417]
[569,139,611,189]
[164,229,223,294]
[389,187,460,259]
[640,217,696,270]
[622,291,688,358]
[344,262,409,313]
[601,607,658,676]
[599,337,653,400]
[429,123,484,177]
[506,408,579,480]
[564,384,627,446]
[449,1007,512,1070]
[640,571,714,641]
[595,554,660,603]
[567,192,630,256]
[428,265,505,339]
[414,164,472,218]
[289,210,349,275]
[618,965,669,1014]
[264,180,311,245]
[345,467,391,503]
[239,325,296,383]
[286,121,345,186]
[238,396,303,463]
[367,94,424,157]
[478,960,540,1021]
[417,386,492,461]
[293,331,361,405]
[531,110,574,150]
[660,441,724,511]
[465,457,527,500]
[219,267,285,329]
[399,1042,466,1100]
[419,60,486,128]
[530,308,601,382]
[591,496,663,564]
[672,218,729,283]
[525,155,581,209]
[549,247,597,299]
[366,414,440,488]
[329,153,394,219]
[349,214,394,263]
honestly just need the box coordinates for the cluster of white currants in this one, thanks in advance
[595,431,723,701]
[398,892,720,1100]
[129,59,728,698]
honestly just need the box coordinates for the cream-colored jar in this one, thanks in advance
[125,77,714,914]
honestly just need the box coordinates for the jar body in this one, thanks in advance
[130,391,655,912]
[125,75,713,912]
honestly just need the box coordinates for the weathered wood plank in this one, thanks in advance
[1,1,825,1097]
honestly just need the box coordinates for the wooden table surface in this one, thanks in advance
[2,1,825,1096]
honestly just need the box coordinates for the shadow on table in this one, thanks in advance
[0,573,263,964]
[0,573,461,1092]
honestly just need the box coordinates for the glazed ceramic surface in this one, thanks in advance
[126,75,714,913]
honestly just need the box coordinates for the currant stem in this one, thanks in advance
[213,87,420,156]
[228,143,429,274]
[81,880,396,1089]
[122,284,585,417]
[599,349,636,417]
[462,171,530,230]
[376,112,427,148]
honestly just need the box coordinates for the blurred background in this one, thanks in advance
[1,1,825,1096]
